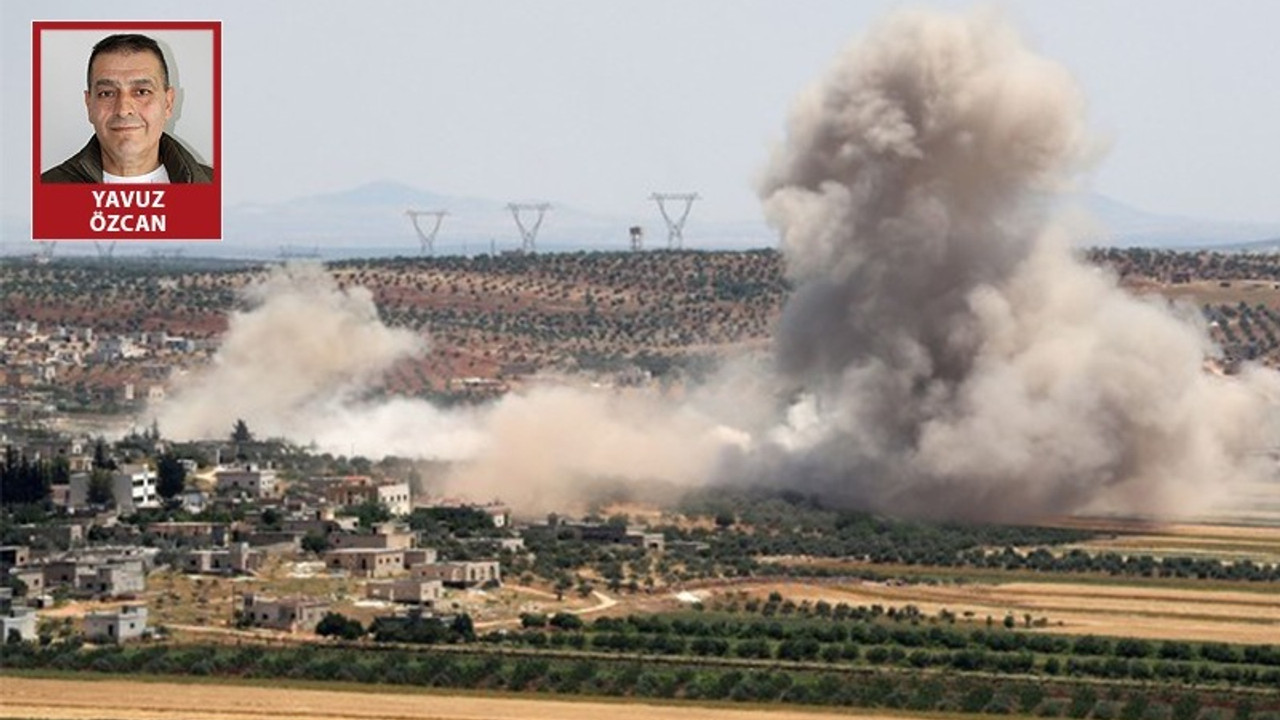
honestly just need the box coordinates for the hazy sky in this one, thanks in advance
[3,0,1278,228]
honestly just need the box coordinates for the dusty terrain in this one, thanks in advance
[0,677,919,720]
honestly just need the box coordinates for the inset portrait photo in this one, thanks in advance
[33,21,222,240]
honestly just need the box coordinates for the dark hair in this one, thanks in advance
[87,34,169,89]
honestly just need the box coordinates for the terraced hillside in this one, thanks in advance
[1,250,788,399]
[6,248,1280,403]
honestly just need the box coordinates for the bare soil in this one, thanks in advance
[0,677,919,720]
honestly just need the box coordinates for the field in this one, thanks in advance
[0,676,922,720]
[719,577,1280,645]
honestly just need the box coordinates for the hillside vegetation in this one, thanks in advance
[6,248,1280,400]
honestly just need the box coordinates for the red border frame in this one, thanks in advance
[32,20,222,241]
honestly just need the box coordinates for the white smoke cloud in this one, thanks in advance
[755,8,1280,520]
[152,264,751,515]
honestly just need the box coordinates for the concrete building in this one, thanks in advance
[323,548,405,578]
[527,519,664,551]
[66,465,159,514]
[215,464,278,499]
[0,546,30,569]
[181,543,261,575]
[412,561,500,588]
[112,464,159,514]
[84,605,148,643]
[402,548,439,567]
[366,578,444,607]
[322,476,412,516]
[330,528,416,551]
[42,556,147,598]
[147,522,227,545]
[1,605,37,643]
[76,561,146,597]
[241,593,328,633]
[9,567,44,596]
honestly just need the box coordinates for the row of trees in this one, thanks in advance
[2,641,1272,719]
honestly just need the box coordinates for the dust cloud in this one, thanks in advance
[151,264,745,515]
[754,8,1280,520]
[154,8,1280,522]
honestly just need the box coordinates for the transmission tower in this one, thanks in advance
[278,245,320,261]
[35,241,56,265]
[650,192,700,249]
[406,209,448,256]
[629,225,644,252]
[94,241,116,269]
[507,202,551,254]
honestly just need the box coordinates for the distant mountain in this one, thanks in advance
[1071,193,1280,249]
[5,182,1278,260]
[220,180,774,258]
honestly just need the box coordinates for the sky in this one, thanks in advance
[2,0,1278,231]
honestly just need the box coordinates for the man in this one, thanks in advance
[42,33,212,183]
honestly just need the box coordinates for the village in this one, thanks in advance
[0,430,673,646]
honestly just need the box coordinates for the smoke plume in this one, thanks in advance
[755,9,1280,520]
[152,264,745,515]
[152,9,1279,523]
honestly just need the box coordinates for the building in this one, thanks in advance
[66,465,159,514]
[215,464,278,499]
[365,578,444,607]
[323,548,405,578]
[527,519,664,551]
[402,548,439,567]
[329,528,416,551]
[1,605,37,643]
[321,476,412,516]
[41,554,149,598]
[147,522,227,546]
[9,567,44,596]
[181,543,261,575]
[0,546,30,569]
[412,561,500,588]
[76,561,146,597]
[241,593,328,633]
[113,464,159,514]
[84,605,148,643]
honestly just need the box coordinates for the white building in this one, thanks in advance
[84,605,148,643]
[216,464,278,499]
[113,464,158,513]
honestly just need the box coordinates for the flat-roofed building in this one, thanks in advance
[366,578,444,607]
[412,560,500,588]
[241,593,328,633]
[322,476,411,516]
[215,464,278,499]
[323,548,405,578]
[84,604,148,643]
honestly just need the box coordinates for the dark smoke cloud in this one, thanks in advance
[754,9,1280,521]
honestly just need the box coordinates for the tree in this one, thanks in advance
[156,453,186,501]
[87,468,115,507]
[231,419,253,444]
[92,437,117,471]
[316,612,364,640]
[342,499,391,529]
[301,532,330,555]
[450,613,475,642]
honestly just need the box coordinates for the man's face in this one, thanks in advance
[84,49,174,175]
